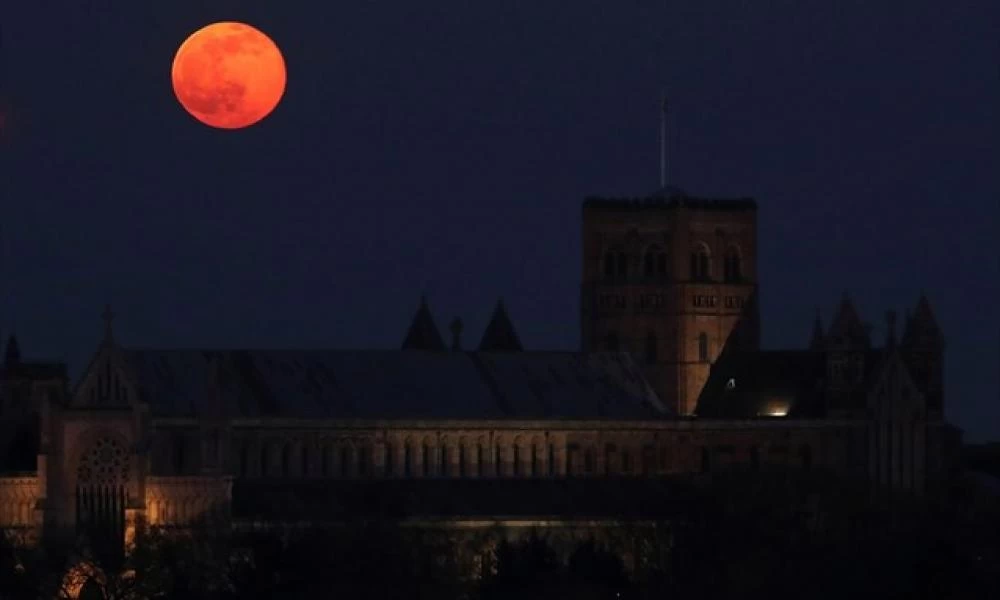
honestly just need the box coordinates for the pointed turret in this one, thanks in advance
[809,309,825,351]
[826,293,871,350]
[900,294,945,412]
[901,293,944,350]
[401,296,446,351]
[4,333,20,366]
[478,299,523,352]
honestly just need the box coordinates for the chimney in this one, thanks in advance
[885,310,897,349]
[450,318,463,351]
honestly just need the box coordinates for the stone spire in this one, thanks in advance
[401,296,446,351]
[901,293,944,350]
[478,298,523,352]
[826,293,870,349]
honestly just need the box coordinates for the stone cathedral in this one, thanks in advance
[0,189,958,553]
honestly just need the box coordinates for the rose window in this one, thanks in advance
[77,436,130,485]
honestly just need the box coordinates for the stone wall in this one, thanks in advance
[0,476,39,528]
[145,476,232,527]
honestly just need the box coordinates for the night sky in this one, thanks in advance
[1,2,997,441]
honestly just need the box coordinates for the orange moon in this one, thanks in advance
[171,22,286,129]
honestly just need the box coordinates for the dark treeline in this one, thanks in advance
[1,471,997,599]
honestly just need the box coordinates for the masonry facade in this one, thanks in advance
[0,190,958,557]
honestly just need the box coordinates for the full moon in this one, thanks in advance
[171,22,286,129]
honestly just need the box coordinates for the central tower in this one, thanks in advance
[580,190,759,415]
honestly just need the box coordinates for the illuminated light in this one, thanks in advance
[171,22,287,129]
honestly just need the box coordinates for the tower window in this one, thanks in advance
[643,245,668,279]
[724,247,742,283]
[690,244,711,281]
[603,252,616,278]
[616,252,628,277]
[698,333,709,362]
[645,332,658,364]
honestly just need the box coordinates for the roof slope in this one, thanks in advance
[121,349,668,420]
[696,350,826,418]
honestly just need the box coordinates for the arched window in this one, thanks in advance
[548,444,556,477]
[698,333,709,362]
[530,445,538,476]
[605,443,616,476]
[603,251,616,278]
[690,244,711,281]
[644,246,669,279]
[358,445,371,477]
[239,443,249,477]
[724,246,742,282]
[422,443,431,476]
[641,445,656,475]
[584,447,596,474]
[404,443,413,477]
[440,445,449,477]
[384,442,395,476]
[340,446,350,477]
[281,444,291,477]
[605,332,620,352]
[645,332,658,364]
[477,443,485,476]
[495,444,504,476]
[459,445,467,477]
[616,252,628,278]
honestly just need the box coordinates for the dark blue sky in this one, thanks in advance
[2,1,997,440]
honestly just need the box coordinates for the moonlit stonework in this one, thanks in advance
[171,22,287,129]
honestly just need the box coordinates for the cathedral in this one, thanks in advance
[0,189,958,554]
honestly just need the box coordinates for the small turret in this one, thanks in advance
[478,299,523,352]
[900,294,944,411]
[401,296,447,351]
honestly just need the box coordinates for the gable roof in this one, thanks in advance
[119,348,668,420]
[478,300,523,352]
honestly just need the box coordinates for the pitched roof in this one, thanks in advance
[401,297,446,351]
[478,300,523,352]
[119,349,668,420]
[695,350,827,418]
